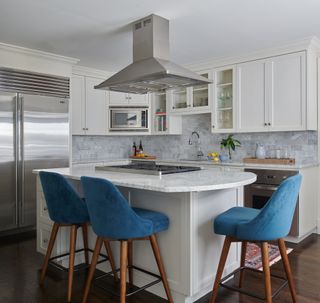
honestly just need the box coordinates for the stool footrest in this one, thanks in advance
[93,265,162,298]
[48,248,109,273]
[220,266,288,300]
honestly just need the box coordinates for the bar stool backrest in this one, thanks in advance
[237,174,302,241]
[81,176,153,240]
[39,171,89,224]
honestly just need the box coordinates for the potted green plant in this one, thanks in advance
[220,134,241,160]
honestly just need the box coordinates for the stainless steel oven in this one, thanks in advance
[244,169,299,237]
[109,106,148,131]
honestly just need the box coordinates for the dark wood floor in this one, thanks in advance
[0,233,319,303]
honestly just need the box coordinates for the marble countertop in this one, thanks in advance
[33,164,256,193]
[150,159,318,170]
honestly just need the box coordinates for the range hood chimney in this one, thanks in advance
[95,14,212,94]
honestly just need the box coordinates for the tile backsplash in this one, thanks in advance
[72,114,317,164]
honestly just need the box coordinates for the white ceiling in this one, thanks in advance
[1,0,320,71]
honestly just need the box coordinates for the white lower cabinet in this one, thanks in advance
[71,75,108,135]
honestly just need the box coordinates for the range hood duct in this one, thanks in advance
[95,14,212,94]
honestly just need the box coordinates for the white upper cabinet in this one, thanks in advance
[71,75,108,135]
[212,66,236,132]
[85,77,108,135]
[236,51,308,132]
[108,91,149,106]
[237,59,267,132]
[267,52,306,131]
[169,71,212,114]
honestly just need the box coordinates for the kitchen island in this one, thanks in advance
[34,163,256,303]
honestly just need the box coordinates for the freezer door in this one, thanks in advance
[0,92,18,231]
[20,94,69,227]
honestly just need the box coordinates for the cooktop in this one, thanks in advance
[95,161,201,176]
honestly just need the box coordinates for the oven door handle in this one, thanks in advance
[250,184,279,191]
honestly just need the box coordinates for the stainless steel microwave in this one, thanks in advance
[109,107,149,131]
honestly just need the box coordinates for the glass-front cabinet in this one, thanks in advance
[151,91,182,134]
[169,71,212,114]
[212,66,235,132]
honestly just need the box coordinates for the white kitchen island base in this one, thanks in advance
[35,165,256,303]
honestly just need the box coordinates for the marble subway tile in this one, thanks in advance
[72,114,318,165]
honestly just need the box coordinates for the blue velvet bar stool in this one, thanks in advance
[210,174,302,303]
[80,176,174,303]
[39,172,118,302]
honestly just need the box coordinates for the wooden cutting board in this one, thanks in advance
[243,157,295,165]
[129,155,157,160]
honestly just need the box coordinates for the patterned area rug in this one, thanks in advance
[245,243,293,271]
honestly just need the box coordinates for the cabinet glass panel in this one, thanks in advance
[215,69,233,129]
[193,73,209,108]
[153,91,167,132]
[171,88,187,110]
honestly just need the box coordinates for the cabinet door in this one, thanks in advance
[128,93,149,106]
[237,60,267,131]
[170,87,190,112]
[85,77,108,135]
[108,91,128,105]
[71,75,85,135]
[191,72,211,112]
[268,52,306,131]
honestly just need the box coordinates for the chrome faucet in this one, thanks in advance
[189,131,204,159]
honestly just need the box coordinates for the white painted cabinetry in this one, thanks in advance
[237,59,267,132]
[108,91,149,106]
[212,66,236,132]
[71,75,108,135]
[267,52,306,131]
[236,51,308,132]
[169,71,212,114]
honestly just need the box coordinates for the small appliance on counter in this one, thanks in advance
[255,143,266,159]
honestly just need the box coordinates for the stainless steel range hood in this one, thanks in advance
[95,14,212,94]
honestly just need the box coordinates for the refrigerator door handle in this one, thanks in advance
[19,95,25,225]
[15,95,19,226]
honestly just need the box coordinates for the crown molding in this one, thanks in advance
[0,42,79,65]
[72,65,113,78]
[185,36,320,71]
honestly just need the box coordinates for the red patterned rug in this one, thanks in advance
[245,243,293,271]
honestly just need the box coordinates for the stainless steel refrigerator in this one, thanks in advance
[0,89,69,234]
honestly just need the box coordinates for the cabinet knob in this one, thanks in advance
[83,128,86,130]
[212,125,215,128]
[264,123,267,126]
[268,123,271,126]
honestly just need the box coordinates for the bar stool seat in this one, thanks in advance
[80,176,174,303]
[214,207,260,237]
[132,207,169,234]
[210,174,302,303]
[39,171,118,303]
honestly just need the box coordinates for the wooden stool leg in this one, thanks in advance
[278,239,297,303]
[239,241,247,288]
[39,223,59,285]
[210,236,232,303]
[82,223,89,265]
[128,240,133,285]
[261,242,272,303]
[120,241,128,303]
[149,235,174,303]
[104,240,119,282]
[67,225,77,302]
[81,237,103,303]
